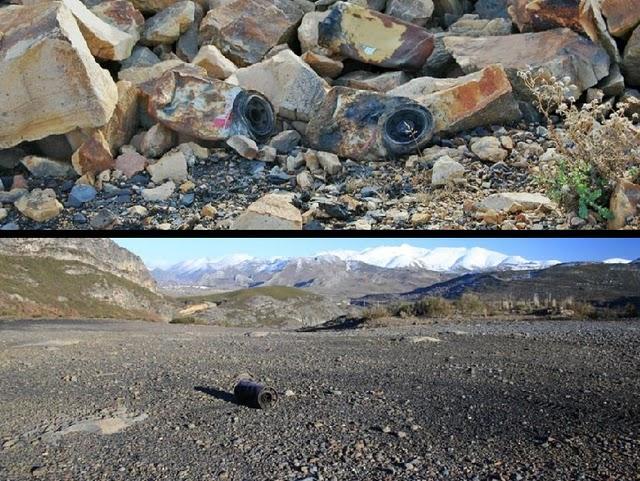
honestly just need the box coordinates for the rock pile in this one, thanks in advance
[0,0,638,229]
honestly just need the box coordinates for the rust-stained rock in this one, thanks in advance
[71,131,115,175]
[100,80,139,152]
[199,0,305,67]
[135,123,176,158]
[90,0,144,39]
[118,59,185,84]
[318,2,435,70]
[449,14,513,36]
[142,1,195,46]
[389,64,521,133]
[601,0,640,37]
[193,45,238,80]
[298,11,331,54]
[301,51,344,78]
[608,179,640,229]
[23,0,137,61]
[384,0,434,26]
[139,69,276,142]
[508,0,583,32]
[579,0,621,63]
[231,49,329,122]
[128,0,180,13]
[623,25,640,86]
[306,87,435,161]
[444,28,610,97]
[334,70,410,92]
[0,2,117,149]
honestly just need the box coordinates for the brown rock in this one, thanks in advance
[385,0,434,26]
[444,28,610,97]
[334,70,410,92]
[601,0,640,37]
[115,152,147,178]
[318,2,435,70]
[231,193,302,229]
[118,59,185,85]
[192,45,238,80]
[137,123,176,158]
[71,131,115,175]
[448,14,512,36]
[301,51,344,78]
[14,188,63,222]
[623,25,640,87]
[99,80,139,152]
[23,0,137,61]
[0,2,117,149]
[579,0,622,64]
[129,0,183,13]
[90,0,145,39]
[608,179,640,229]
[298,11,331,54]
[142,1,195,46]
[508,0,583,33]
[199,0,305,66]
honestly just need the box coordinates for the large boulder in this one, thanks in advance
[444,28,610,98]
[0,2,117,149]
[508,0,583,33]
[141,1,195,46]
[231,49,329,122]
[623,25,640,87]
[199,0,305,67]
[600,0,640,37]
[384,0,434,26]
[90,0,145,39]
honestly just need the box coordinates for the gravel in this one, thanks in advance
[0,318,638,480]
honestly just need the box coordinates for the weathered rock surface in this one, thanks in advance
[226,135,259,159]
[90,0,145,39]
[298,11,331,54]
[118,59,184,84]
[128,0,179,13]
[232,49,328,122]
[318,2,435,70]
[14,188,63,222]
[231,193,302,229]
[147,150,188,183]
[600,0,640,37]
[470,136,509,162]
[432,156,465,186]
[115,152,148,178]
[199,0,305,66]
[301,51,344,78]
[623,25,640,87]
[23,0,137,61]
[334,71,410,92]
[136,123,176,158]
[479,192,553,211]
[142,1,195,46]
[508,0,583,33]
[449,13,512,36]
[100,80,139,153]
[608,179,640,229]
[142,181,175,201]
[0,2,117,149]
[192,45,238,79]
[444,28,610,97]
[21,156,76,178]
[384,0,434,26]
[71,131,115,175]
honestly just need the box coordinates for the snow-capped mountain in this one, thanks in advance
[602,258,632,264]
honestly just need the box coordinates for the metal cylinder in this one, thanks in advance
[233,379,278,409]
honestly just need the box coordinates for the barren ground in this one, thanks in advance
[1,319,639,481]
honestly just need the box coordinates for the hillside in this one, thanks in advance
[174,286,347,328]
[0,254,172,321]
[356,262,640,308]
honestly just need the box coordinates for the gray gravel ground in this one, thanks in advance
[1,319,639,481]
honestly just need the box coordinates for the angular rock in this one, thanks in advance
[385,0,434,26]
[142,180,175,201]
[316,151,342,175]
[115,152,148,178]
[623,25,640,87]
[608,179,640,229]
[226,135,259,159]
[578,0,621,64]
[147,150,188,183]
[0,2,117,149]
[470,136,508,162]
[444,28,610,97]
[100,80,139,153]
[0,148,26,171]
[296,171,314,190]
[334,71,410,92]
[232,49,328,122]
[23,0,137,61]
[90,0,145,39]
[231,193,302,229]
[137,123,176,158]
[193,45,238,79]
[479,192,553,211]
[68,184,97,206]
[390,64,521,134]
[199,0,305,67]
[319,2,435,70]
[142,1,195,46]
[600,0,640,37]
[14,188,63,222]
[139,69,275,141]
[269,130,302,154]
[21,156,76,178]
[508,0,583,33]
[475,0,510,19]
[71,131,115,175]
[118,59,185,84]
[298,11,331,54]
[432,156,464,186]
[449,14,512,36]
[0,189,28,205]
[301,51,344,78]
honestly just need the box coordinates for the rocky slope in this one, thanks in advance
[0,0,638,230]
[357,260,640,307]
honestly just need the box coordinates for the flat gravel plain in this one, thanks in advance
[0,319,639,481]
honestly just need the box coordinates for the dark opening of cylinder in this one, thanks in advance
[383,106,433,147]
[241,94,275,141]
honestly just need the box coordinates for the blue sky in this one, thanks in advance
[112,238,640,268]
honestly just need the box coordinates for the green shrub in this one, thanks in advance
[413,296,453,317]
[456,293,486,316]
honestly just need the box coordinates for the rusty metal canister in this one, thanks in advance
[140,68,275,143]
[306,86,435,161]
[233,379,278,409]
[318,1,435,70]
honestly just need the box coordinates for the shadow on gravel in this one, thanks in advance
[297,316,366,332]
[194,386,236,404]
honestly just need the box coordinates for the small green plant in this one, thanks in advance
[519,68,640,220]
[413,296,453,317]
[170,316,207,325]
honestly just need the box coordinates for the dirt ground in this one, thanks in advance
[0,318,639,481]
